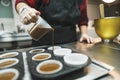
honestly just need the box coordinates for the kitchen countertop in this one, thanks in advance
[18,28,120,80]
[19,40,120,80]
[0,29,120,80]
[62,28,120,80]
[62,41,120,80]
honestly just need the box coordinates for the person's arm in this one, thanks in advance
[15,0,40,24]
[78,0,94,43]
[78,0,88,33]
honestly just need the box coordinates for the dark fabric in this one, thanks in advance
[32,0,81,46]
[31,0,82,46]
[40,0,82,26]
[15,0,88,26]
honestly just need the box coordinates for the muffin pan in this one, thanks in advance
[0,51,25,80]
[0,46,91,80]
[26,46,91,80]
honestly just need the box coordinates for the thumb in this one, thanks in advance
[80,37,83,42]
[35,11,41,15]
[32,8,41,15]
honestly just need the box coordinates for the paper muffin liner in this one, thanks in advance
[36,59,63,74]
[32,53,51,61]
[29,49,45,54]
[0,52,19,59]
[0,58,19,69]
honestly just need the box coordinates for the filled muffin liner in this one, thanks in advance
[0,68,19,80]
[0,51,25,80]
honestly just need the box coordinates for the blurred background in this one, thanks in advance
[0,0,119,33]
[0,0,119,50]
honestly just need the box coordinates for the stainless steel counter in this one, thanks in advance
[19,41,120,80]
[62,29,120,80]
[0,29,120,80]
[17,28,120,80]
[62,41,120,80]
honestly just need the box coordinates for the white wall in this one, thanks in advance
[0,0,33,33]
[0,0,17,32]
[87,4,100,20]
[87,1,101,28]
[0,18,15,32]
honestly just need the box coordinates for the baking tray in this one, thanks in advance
[26,46,91,80]
[0,46,113,80]
[73,60,114,80]
[0,51,25,80]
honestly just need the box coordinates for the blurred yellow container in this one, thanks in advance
[94,17,120,41]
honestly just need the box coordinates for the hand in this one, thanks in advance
[76,41,94,51]
[79,34,94,43]
[77,37,102,51]
[19,6,40,24]
[113,35,120,44]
